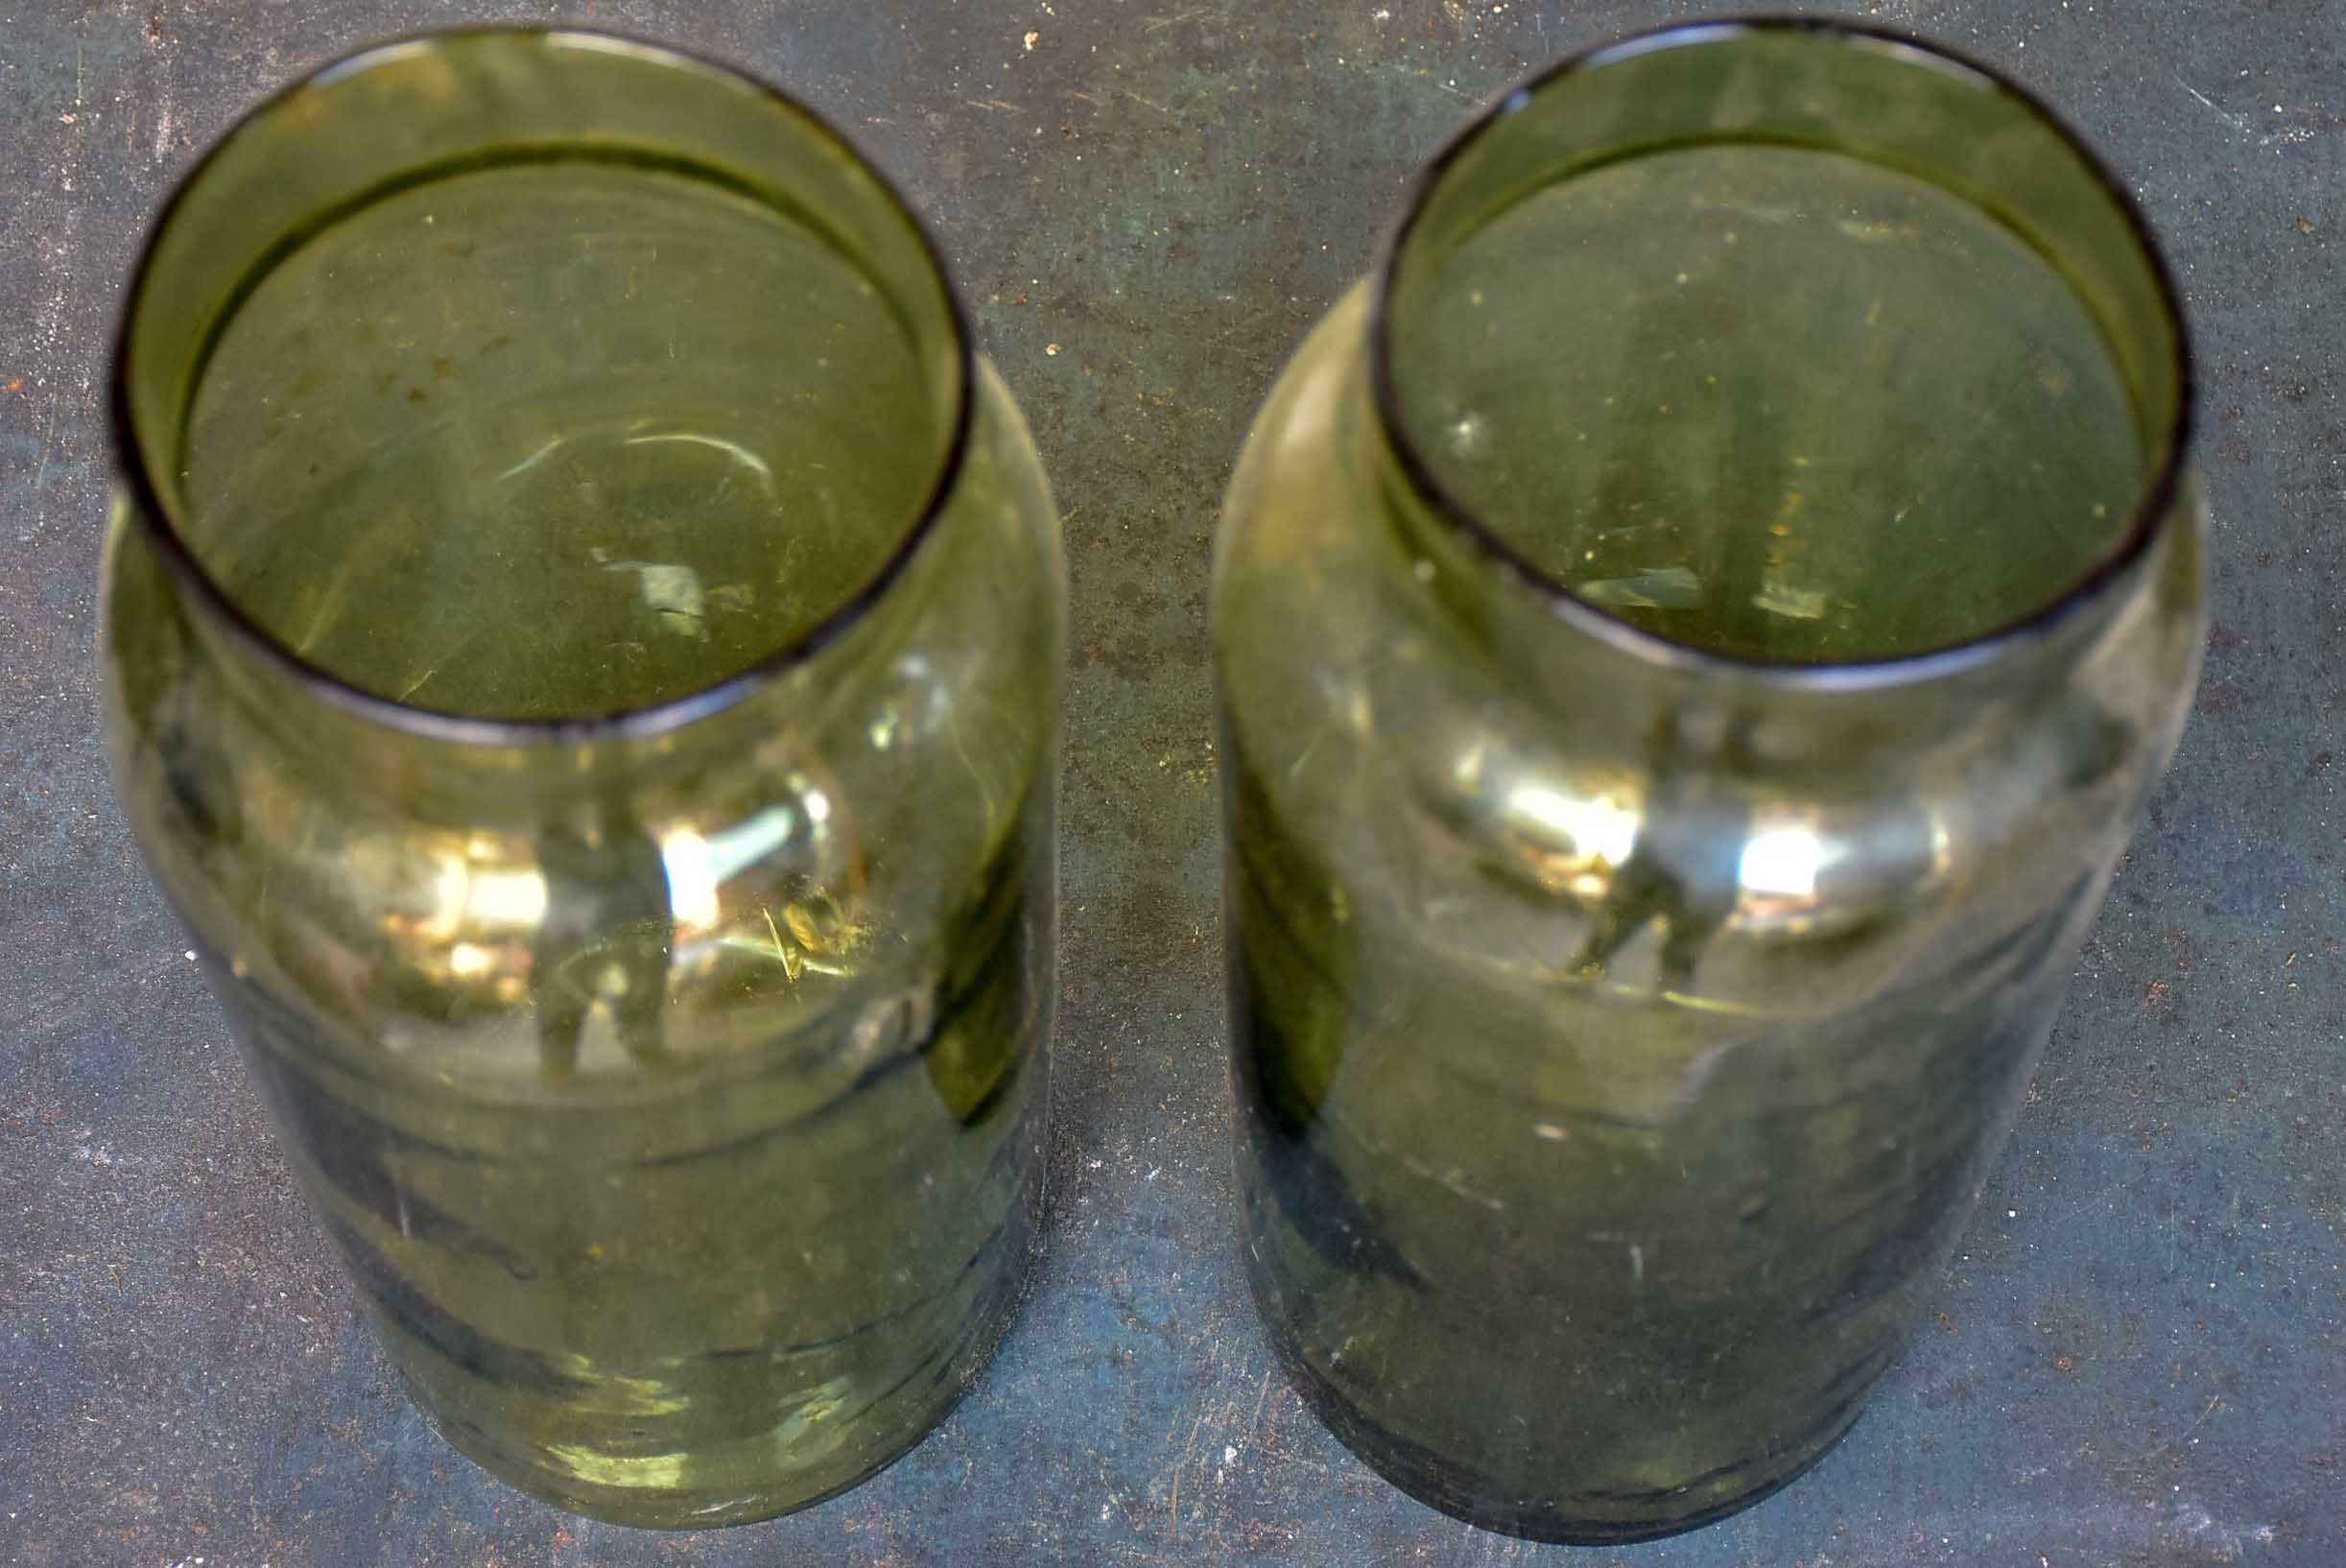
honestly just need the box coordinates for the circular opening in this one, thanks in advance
[112,28,972,742]
[1373,18,2191,674]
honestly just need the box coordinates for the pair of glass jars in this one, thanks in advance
[103,20,2199,1540]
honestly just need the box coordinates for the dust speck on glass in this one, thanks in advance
[103,29,1064,1530]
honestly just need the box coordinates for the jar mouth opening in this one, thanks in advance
[1368,16,2193,686]
[110,26,975,747]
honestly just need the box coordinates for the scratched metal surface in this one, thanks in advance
[2,2,2340,1564]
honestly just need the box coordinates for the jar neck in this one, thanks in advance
[1356,19,2190,757]
[111,28,970,803]
[1353,358,2184,779]
[158,535,919,823]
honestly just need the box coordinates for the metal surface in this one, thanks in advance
[1,1,2338,1563]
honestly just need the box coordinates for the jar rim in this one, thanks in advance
[1367,16,2195,689]
[109,25,976,748]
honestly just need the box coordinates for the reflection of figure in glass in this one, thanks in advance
[1575,712,1753,987]
[532,806,675,1074]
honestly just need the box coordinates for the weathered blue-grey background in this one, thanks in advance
[2,1,2339,1563]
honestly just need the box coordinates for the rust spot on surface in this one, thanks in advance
[1920,1375,1976,1410]
[2197,677,2246,714]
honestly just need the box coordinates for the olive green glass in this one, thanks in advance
[1214,20,2200,1543]
[102,30,1062,1528]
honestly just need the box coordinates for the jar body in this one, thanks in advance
[1213,290,2203,1541]
[103,30,1062,1524]
[102,354,1060,1525]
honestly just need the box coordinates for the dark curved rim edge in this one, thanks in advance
[108,24,978,748]
[1366,14,2196,690]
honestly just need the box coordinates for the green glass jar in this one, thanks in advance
[1214,20,2200,1543]
[102,30,1061,1528]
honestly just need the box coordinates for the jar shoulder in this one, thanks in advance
[101,358,1064,1087]
[1212,288,2208,1014]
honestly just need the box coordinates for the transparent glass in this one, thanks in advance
[101,30,1063,1528]
[1213,20,2202,1543]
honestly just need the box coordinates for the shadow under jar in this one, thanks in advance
[1212,19,2201,1544]
[102,29,1062,1529]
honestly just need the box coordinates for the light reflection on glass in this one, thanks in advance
[388,843,550,959]
[1740,822,1827,901]
[661,827,720,933]
[416,856,469,944]
[1509,783,1641,867]
[662,807,809,940]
